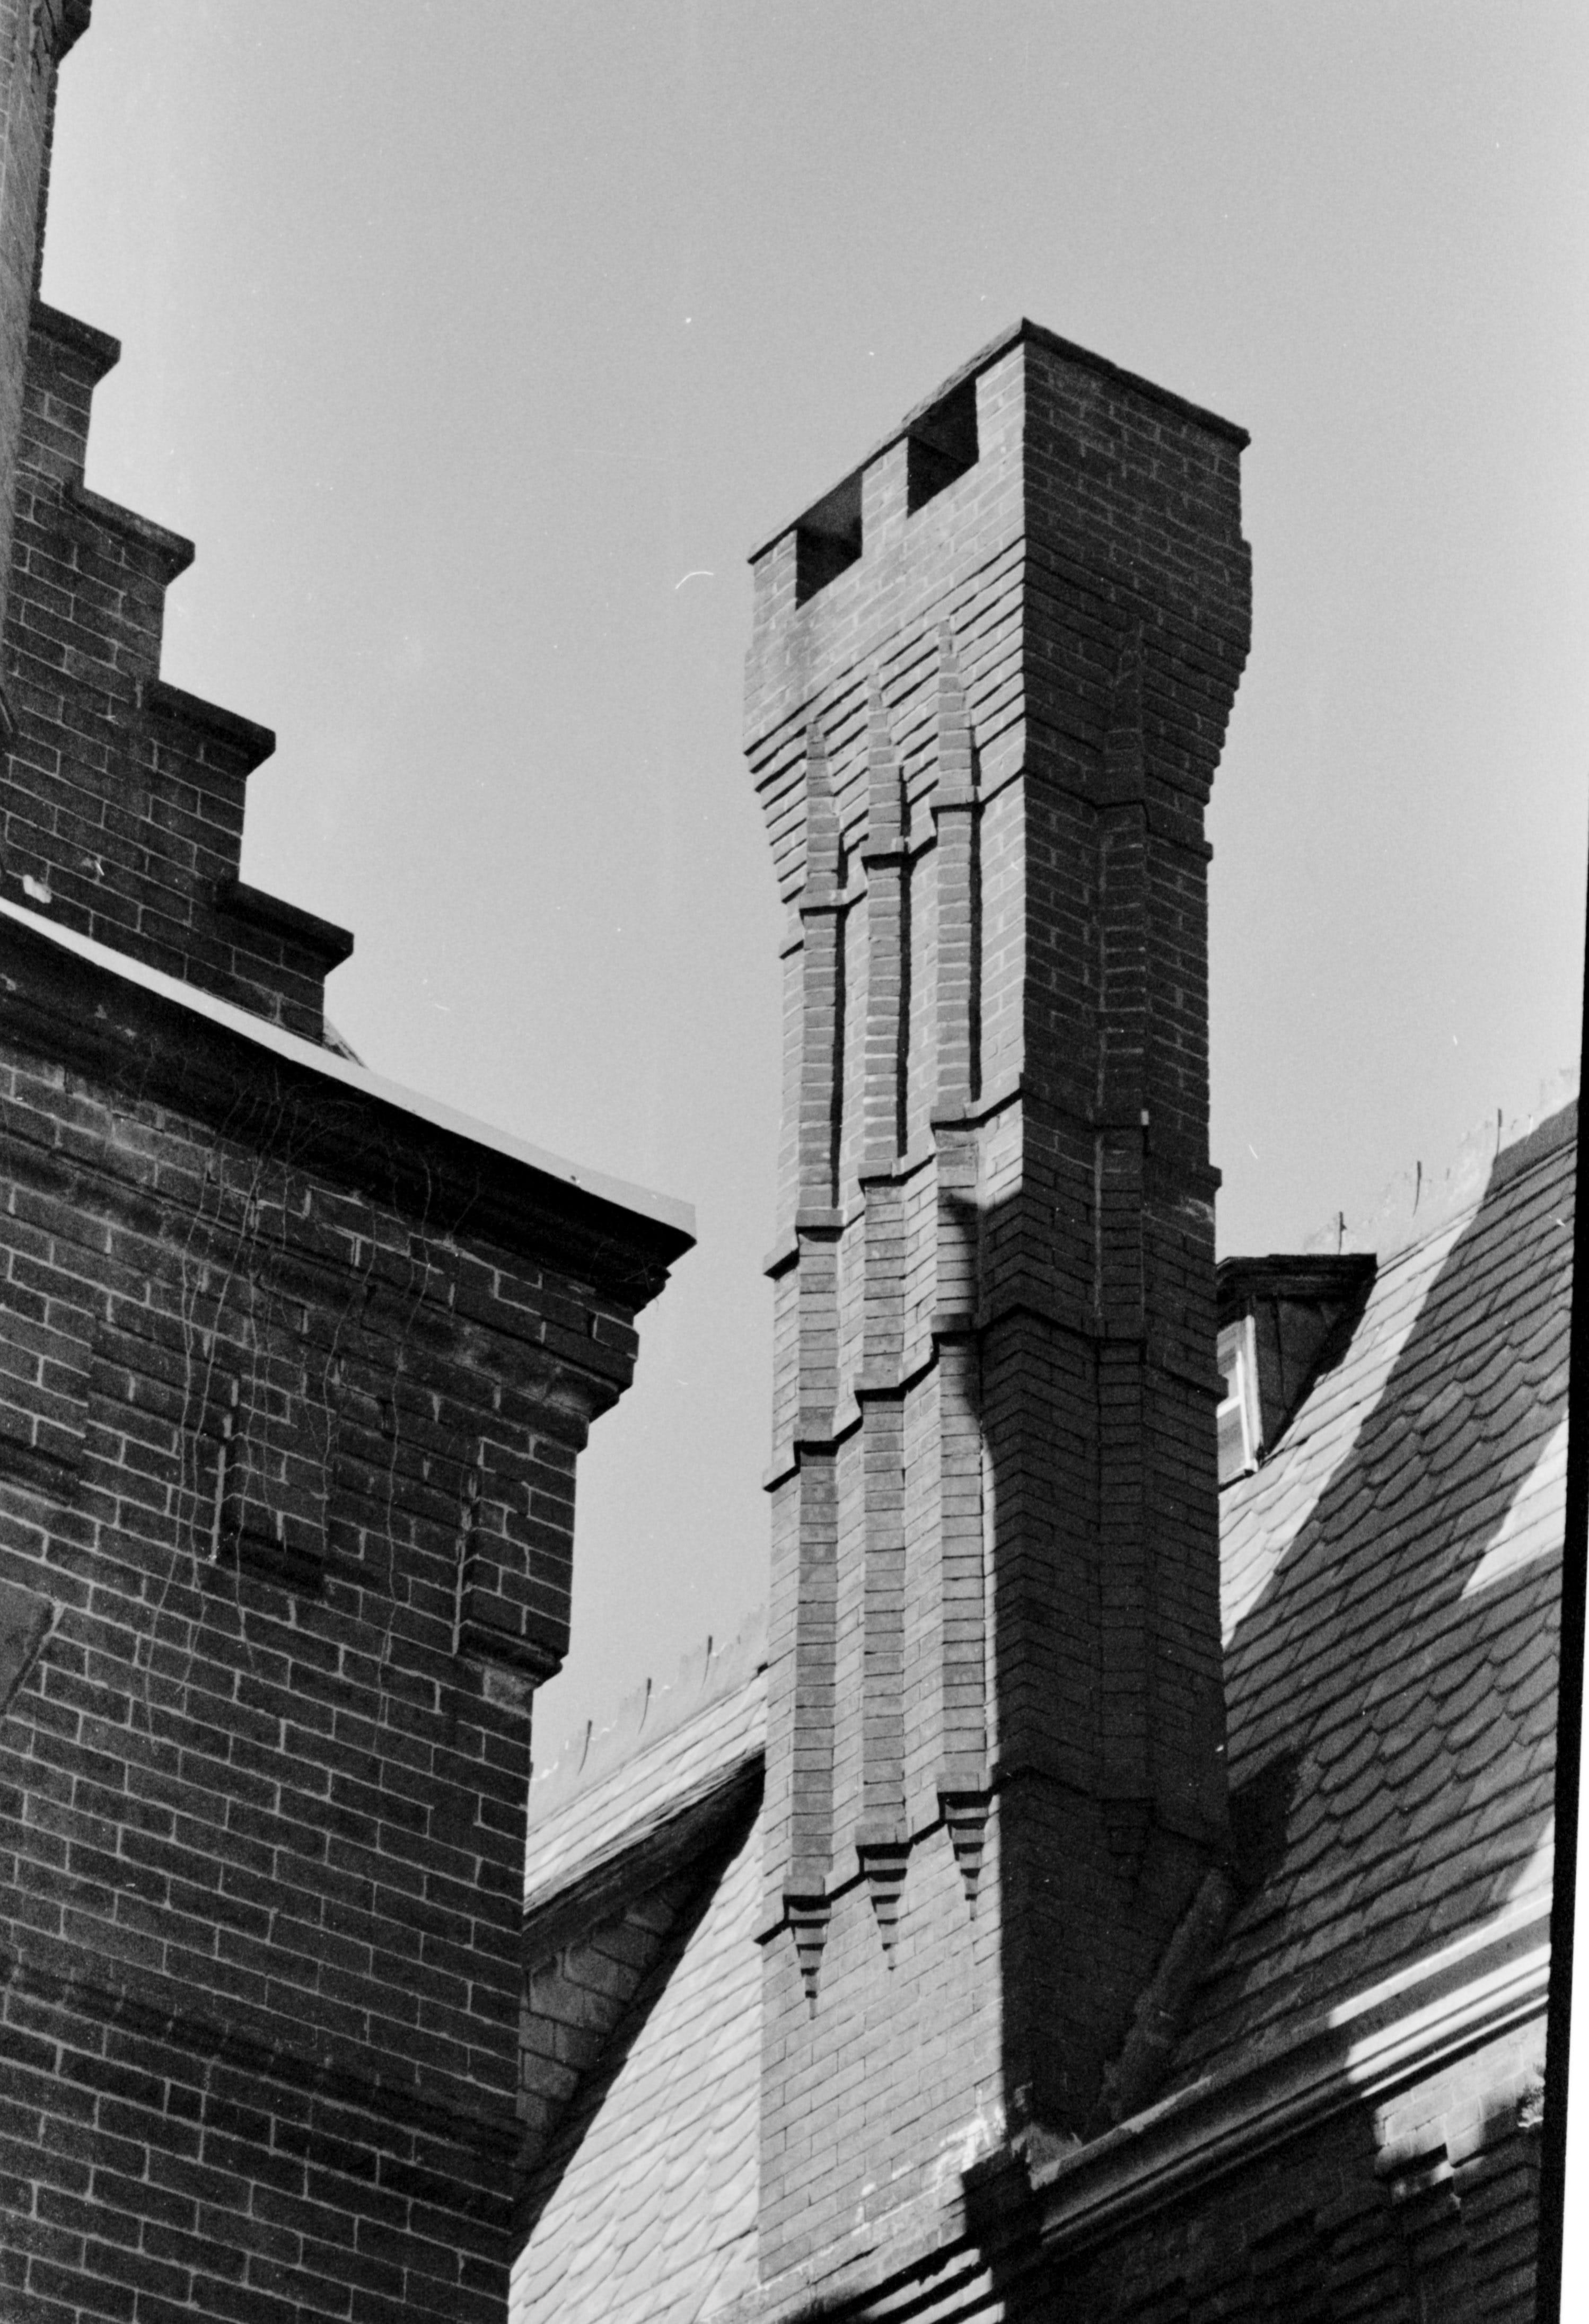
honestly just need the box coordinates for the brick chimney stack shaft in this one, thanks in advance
[745,321,1252,2275]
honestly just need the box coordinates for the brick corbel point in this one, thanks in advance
[783,1881,831,2010]
[938,1776,991,1913]
[854,1816,910,1953]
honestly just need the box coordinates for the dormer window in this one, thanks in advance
[1215,1252,1376,1487]
[1217,1314,1261,1485]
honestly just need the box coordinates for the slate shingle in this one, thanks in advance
[1174,1101,1572,2075]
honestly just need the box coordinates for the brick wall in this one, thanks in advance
[745,323,1252,2276]
[0,926,686,2321]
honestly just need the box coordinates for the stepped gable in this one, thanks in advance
[513,1615,767,2323]
[1,300,351,1042]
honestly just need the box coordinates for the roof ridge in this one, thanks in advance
[1302,1072,1577,1267]
[529,1600,768,1824]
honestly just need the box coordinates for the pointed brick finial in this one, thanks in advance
[941,1791,988,1914]
[786,1895,831,2011]
[858,1838,910,1956]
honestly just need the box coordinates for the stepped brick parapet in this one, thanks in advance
[2,303,352,1041]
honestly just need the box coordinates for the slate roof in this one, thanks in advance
[512,1096,1573,2311]
[512,1624,766,2324]
[1172,1095,1573,2076]
[513,1803,762,2322]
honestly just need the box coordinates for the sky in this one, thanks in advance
[40,2,1587,1792]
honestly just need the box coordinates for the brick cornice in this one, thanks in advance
[28,297,119,381]
[141,674,275,768]
[65,476,194,578]
[0,897,692,1306]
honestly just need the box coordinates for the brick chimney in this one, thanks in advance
[745,321,1252,2279]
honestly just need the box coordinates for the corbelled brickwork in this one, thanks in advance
[0,11,695,2319]
[745,322,1252,2273]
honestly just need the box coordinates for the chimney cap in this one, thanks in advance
[747,315,1250,566]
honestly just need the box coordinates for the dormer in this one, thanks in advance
[1216,1252,1376,1483]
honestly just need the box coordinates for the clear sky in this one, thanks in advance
[40,1,1587,1781]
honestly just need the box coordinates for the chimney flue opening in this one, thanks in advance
[906,375,979,513]
[794,470,863,603]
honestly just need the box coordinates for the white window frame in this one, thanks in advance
[1216,1312,1262,1484]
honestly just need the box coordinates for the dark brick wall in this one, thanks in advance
[0,940,681,2320]
[745,325,1252,2275]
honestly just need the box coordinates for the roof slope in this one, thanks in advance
[1174,1098,1573,2076]
[512,1797,763,2323]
